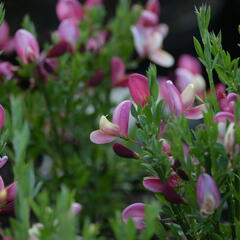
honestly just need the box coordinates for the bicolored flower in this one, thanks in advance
[196,173,221,216]
[57,19,80,51]
[143,176,184,204]
[122,203,145,230]
[56,0,84,23]
[160,80,206,119]
[128,73,150,106]
[14,29,39,64]
[90,100,132,144]
[131,24,174,67]
[111,57,129,87]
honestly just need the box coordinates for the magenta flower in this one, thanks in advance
[196,173,221,216]
[128,73,150,106]
[56,0,84,23]
[14,29,40,64]
[122,203,145,230]
[57,19,80,51]
[145,0,160,16]
[160,80,206,119]
[0,104,6,129]
[90,100,132,144]
[0,61,17,80]
[143,176,184,204]
[0,177,17,215]
[178,54,202,75]
[111,57,129,87]
[0,156,8,168]
[131,24,174,67]
[113,142,138,159]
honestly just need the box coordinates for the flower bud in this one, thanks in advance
[113,143,138,159]
[196,173,221,216]
[46,41,69,58]
[14,29,39,64]
[128,73,150,106]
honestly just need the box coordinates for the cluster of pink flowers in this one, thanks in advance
[90,50,225,229]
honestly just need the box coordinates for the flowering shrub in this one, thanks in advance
[0,1,240,239]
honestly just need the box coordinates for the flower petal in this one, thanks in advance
[149,49,174,67]
[160,80,183,117]
[181,84,195,109]
[0,104,5,129]
[184,104,206,120]
[178,54,202,75]
[6,182,17,201]
[122,203,145,230]
[131,26,146,57]
[143,176,165,192]
[112,100,132,137]
[214,112,234,123]
[90,130,116,144]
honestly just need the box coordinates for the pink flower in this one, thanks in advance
[196,173,221,216]
[86,30,108,52]
[145,0,160,17]
[0,61,17,80]
[84,0,103,9]
[131,24,174,67]
[14,29,40,64]
[160,80,206,119]
[57,19,80,51]
[111,57,129,87]
[0,177,17,215]
[178,54,202,75]
[143,176,184,204]
[90,100,132,144]
[122,203,145,230]
[128,73,150,106]
[0,104,6,129]
[56,0,84,23]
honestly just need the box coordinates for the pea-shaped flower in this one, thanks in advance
[14,29,39,64]
[196,173,221,216]
[90,100,132,144]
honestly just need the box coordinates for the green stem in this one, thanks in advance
[206,68,218,111]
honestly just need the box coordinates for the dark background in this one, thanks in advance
[2,0,239,60]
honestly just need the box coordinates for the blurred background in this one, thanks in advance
[2,0,239,60]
